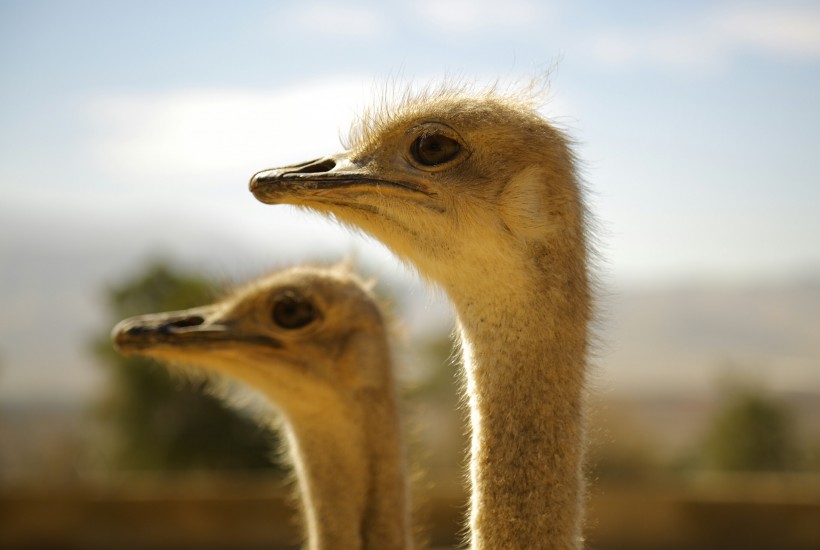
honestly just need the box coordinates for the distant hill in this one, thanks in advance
[595,278,820,396]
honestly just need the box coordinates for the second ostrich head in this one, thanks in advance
[111,265,411,550]
[112,265,392,414]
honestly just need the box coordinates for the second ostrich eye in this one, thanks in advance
[410,133,461,167]
[272,294,316,329]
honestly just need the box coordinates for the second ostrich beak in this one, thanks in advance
[111,306,230,353]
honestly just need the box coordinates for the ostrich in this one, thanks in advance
[112,265,412,550]
[249,86,592,549]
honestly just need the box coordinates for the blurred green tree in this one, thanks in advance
[94,260,279,471]
[701,381,798,472]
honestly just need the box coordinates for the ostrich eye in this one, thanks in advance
[410,133,461,167]
[272,293,316,329]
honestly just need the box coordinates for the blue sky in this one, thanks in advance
[3,0,819,283]
[1,0,819,401]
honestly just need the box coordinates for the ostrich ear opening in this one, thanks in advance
[498,166,554,240]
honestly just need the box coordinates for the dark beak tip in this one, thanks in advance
[111,336,126,353]
[110,328,130,353]
[249,171,267,191]
[249,157,338,197]
[110,319,145,353]
[249,171,281,202]
[110,319,131,342]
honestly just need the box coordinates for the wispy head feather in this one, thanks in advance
[344,76,554,152]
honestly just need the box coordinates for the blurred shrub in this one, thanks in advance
[94,261,279,471]
[700,381,798,472]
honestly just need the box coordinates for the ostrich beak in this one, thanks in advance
[250,155,363,204]
[112,306,284,355]
[249,155,434,206]
[111,306,229,353]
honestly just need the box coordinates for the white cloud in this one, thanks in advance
[720,4,820,59]
[589,4,820,71]
[83,75,575,190]
[413,0,545,33]
[590,30,725,71]
[284,2,389,38]
[85,78,369,188]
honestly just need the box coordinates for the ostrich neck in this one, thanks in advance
[450,244,589,550]
[286,391,410,550]
[359,390,413,550]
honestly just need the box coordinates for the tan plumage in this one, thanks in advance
[111,265,412,550]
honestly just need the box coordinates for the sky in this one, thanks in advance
[1,0,819,402]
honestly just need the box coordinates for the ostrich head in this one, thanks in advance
[111,265,391,417]
[250,88,585,295]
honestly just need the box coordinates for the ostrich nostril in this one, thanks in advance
[159,316,205,334]
[293,159,336,174]
[126,325,151,336]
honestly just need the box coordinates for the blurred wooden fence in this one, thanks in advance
[1,475,819,549]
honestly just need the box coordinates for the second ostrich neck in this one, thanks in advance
[286,392,409,550]
[452,243,588,550]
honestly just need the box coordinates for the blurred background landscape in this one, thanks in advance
[1,1,819,548]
